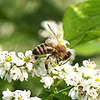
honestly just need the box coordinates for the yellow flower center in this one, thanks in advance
[95,78,100,83]
[87,65,91,69]
[53,63,57,67]
[23,57,30,63]
[59,40,64,44]
[5,56,12,62]
[49,78,52,82]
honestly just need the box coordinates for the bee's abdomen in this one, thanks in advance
[33,43,52,55]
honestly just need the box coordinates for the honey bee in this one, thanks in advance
[33,23,71,73]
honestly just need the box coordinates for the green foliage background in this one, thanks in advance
[0,0,100,99]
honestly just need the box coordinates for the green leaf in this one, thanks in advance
[79,31,100,44]
[63,0,100,48]
[38,89,59,100]
[38,89,51,100]
[74,40,100,56]
[54,91,71,100]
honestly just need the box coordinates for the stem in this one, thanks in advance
[56,79,63,86]
[52,79,64,93]
[57,86,73,93]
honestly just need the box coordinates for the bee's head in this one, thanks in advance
[62,51,71,61]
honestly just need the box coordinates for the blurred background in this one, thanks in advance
[0,0,100,99]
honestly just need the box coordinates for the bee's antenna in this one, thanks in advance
[47,23,59,43]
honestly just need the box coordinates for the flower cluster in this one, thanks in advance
[40,59,100,100]
[67,60,100,100]
[2,89,41,100]
[0,50,34,82]
[0,50,49,82]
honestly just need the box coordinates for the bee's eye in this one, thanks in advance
[63,52,71,61]
[64,55,69,60]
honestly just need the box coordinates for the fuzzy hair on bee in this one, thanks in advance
[33,23,71,73]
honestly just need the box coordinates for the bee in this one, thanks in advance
[32,23,71,73]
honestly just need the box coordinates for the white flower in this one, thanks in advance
[4,72,12,83]
[55,65,62,71]
[13,90,31,100]
[58,72,65,80]
[18,52,24,58]
[15,59,24,66]
[40,75,54,89]
[81,79,98,91]
[73,63,79,70]
[20,70,28,81]
[31,66,41,77]
[92,69,100,83]
[51,68,58,74]
[31,58,47,77]
[4,62,11,70]
[9,51,16,56]
[58,38,70,46]
[1,51,8,56]
[80,65,94,78]
[4,56,12,70]
[0,55,5,63]
[18,50,33,70]
[0,51,19,70]
[0,67,6,79]
[9,52,18,63]
[33,65,46,77]
[68,87,78,100]
[1,51,18,66]
[40,68,47,76]
[10,52,19,64]
[61,62,73,72]
[39,58,47,75]
[26,63,33,70]
[2,89,14,100]
[83,59,97,69]
[10,66,22,81]
[2,89,41,100]
[64,71,82,86]
[25,50,32,56]
[86,88,98,100]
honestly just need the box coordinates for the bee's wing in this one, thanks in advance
[45,39,57,48]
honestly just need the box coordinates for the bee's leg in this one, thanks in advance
[55,53,59,64]
[45,55,52,74]
[35,56,39,60]
[56,54,59,64]
[58,58,62,64]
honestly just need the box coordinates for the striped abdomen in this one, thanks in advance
[33,43,53,55]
